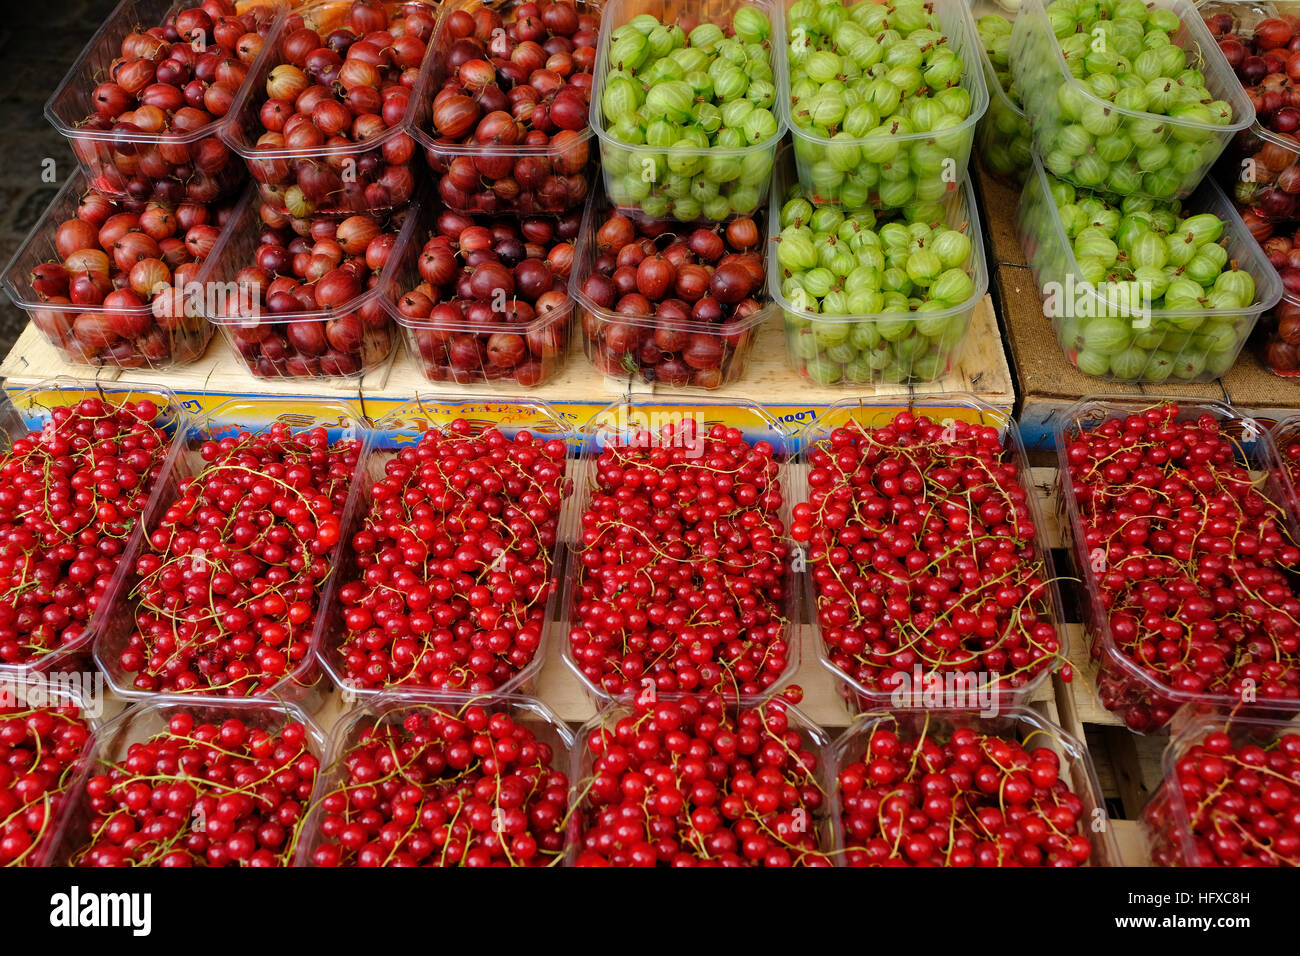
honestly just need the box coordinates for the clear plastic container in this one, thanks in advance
[796,394,1068,715]
[413,0,600,217]
[44,696,325,867]
[296,691,574,866]
[1201,3,1300,223]
[971,0,1032,187]
[92,399,373,708]
[782,0,989,209]
[221,0,437,219]
[0,675,105,868]
[1016,152,1282,383]
[316,395,574,700]
[560,398,801,706]
[1142,710,1300,867]
[590,0,788,221]
[0,379,189,681]
[0,170,226,370]
[1224,122,1300,223]
[1053,396,1300,733]
[381,200,575,387]
[1009,0,1253,201]
[768,147,989,386]
[569,180,772,389]
[1274,412,1300,520]
[201,186,417,378]
[1258,288,1300,376]
[45,0,283,204]
[833,707,1120,867]
[569,694,837,865]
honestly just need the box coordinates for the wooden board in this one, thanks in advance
[0,294,1015,428]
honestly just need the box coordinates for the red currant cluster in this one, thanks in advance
[121,423,362,696]
[568,420,792,698]
[74,713,318,866]
[1145,726,1300,867]
[0,697,93,866]
[838,720,1094,867]
[792,410,1062,708]
[1064,403,1300,731]
[337,420,568,692]
[0,396,170,667]
[574,690,833,866]
[309,703,569,867]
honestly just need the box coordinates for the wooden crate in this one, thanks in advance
[975,166,1300,452]
[0,295,1015,427]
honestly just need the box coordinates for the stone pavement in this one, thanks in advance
[0,0,119,359]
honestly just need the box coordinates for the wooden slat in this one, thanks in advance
[1112,820,1149,867]
[1104,726,1156,819]
[1,296,1014,417]
[1031,464,1064,549]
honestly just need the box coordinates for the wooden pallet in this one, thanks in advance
[0,294,1015,427]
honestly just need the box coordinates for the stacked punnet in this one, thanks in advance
[766,0,989,387]
[1004,0,1283,384]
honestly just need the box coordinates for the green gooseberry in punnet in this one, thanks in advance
[910,350,947,380]
[821,290,851,316]
[786,0,974,207]
[877,316,912,342]
[714,66,749,102]
[825,342,857,364]
[1075,348,1112,376]
[790,327,820,360]
[732,8,771,43]
[685,70,714,99]
[602,75,642,123]
[1081,316,1131,356]
[1128,232,1168,270]
[842,356,875,382]
[812,317,851,348]
[742,110,779,145]
[805,356,843,385]
[935,232,977,273]
[1205,343,1239,376]
[1171,350,1208,380]
[644,81,694,123]
[671,46,709,74]
[778,231,819,272]
[747,80,776,110]
[1109,346,1151,380]
[905,250,942,287]
[600,8,781,214]
[782,197,814,227]
[929,268,973,305]
[689,23,725,48]
[1013,0,1237,200]
[693,102,722,134]
[1140,350,1175,382]
[644,25,676,58]
[611,33,650,71]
